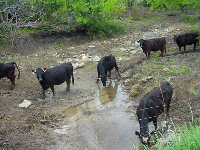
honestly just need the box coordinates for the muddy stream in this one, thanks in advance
[0,27,168,150]
[47,61,154,150]
[39,32,158,149]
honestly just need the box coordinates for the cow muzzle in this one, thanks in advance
[142,137,148,144]
[37,76,43,82]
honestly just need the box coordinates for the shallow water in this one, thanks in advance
[53,80,142,150]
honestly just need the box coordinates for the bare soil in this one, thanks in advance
[0,12,200,149]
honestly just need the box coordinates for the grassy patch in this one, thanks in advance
[145,86,153,93]
[154,124,200,150]
[190,90,197,96]
[181,14,197,25]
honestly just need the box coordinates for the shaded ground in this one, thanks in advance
[0,12,200,149]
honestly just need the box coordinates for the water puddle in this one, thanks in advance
[54,80,141,149]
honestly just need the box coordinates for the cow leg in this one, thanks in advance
[97,72,100,83]
[144,52,148,57]
[184,46,186,52]
[42,90,46,99]
[160,50,163,57]
[50,86,55,96]
[153,118,158,130]
[8,74,16,90]
[166,104,170,117]
[115,65,121,77]
[160,45,165,56]
[194,43,196,51]
[179,47,182,53]
[148,52,150,58]
[66,78,70,92]
[107,71,111,78]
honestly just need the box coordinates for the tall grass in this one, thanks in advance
[154,123,200,150]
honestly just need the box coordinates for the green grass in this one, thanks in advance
[154,124,200,150]
[190,90,197,96]
[130,123,200,150]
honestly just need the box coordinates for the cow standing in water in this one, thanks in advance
[97,54,120,86]
[137,38,166,57]
[0,62,20,90]
[135,82,173,145]
[32,63,74,99]
[173,33,199,53]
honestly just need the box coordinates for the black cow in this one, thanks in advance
[137,38,166,57]
[97,54,120,86]
[0,62,20,90]
[135,82,173,145]
[173,33,199,53]
[32,63,74,99]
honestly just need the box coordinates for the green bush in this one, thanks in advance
[0,22,12,34]
[72,0,125,36]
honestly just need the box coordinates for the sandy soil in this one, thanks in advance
[0,12,200,149]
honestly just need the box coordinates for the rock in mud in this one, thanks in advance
[19,99,32,108]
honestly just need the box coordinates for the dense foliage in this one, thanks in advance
[0,0,199,37]
[147,0,200,12]
[0,0,127,37]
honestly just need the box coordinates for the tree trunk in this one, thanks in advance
[66,0,73,25]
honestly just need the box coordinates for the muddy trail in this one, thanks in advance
[1,13,200,150]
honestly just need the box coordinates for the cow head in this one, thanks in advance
[135,130,155,146]
[137,39,146,48]
[101,75,107,86]
[173,35,178,43]
[32,68,46,82]
[104,55,112,61]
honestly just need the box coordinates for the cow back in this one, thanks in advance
[136,82,173,125]
[150,38,166,51]
[140,38,166,52]
[105,54,117,71]
[0,63,15,79]
[176,33,199,46]
[43,63,73,85]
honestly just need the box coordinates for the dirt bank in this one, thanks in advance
[0,13,200,149]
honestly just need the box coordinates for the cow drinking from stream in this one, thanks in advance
[173,33,199,53]
[135,82,173,145]
[0,62,20,90]
[32,63,74,99]
[137,38,166,57]
[97,54,120,86]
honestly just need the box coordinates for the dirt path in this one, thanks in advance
[0,14,200,149]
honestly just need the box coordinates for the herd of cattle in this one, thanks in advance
[0,32,199,146]
[138,32,199,57]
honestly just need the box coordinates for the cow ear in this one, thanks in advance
[43,68,47,73]
[32,70,36,74]
[135,131,140,137]
[137,40,139,43]
[150,131,156,137]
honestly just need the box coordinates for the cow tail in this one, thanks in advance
[72,72,74,85]
[11,62,20,79]
[71,66,74,85]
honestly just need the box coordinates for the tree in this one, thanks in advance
[70,0,126,35]
[147,0,200,13]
